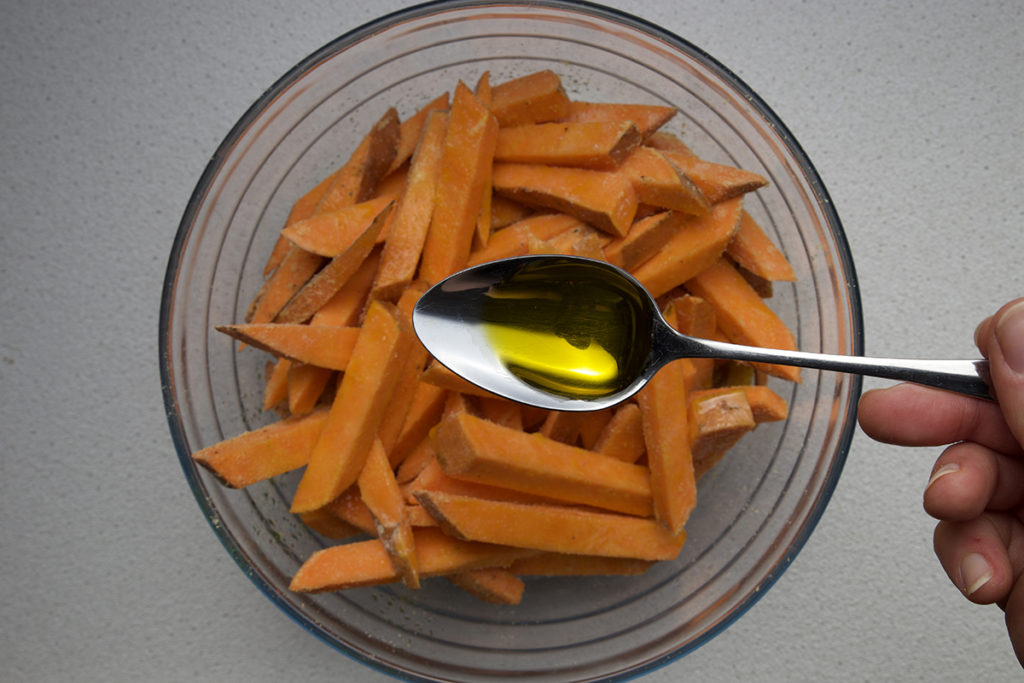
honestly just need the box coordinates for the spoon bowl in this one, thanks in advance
[413,255,992,411]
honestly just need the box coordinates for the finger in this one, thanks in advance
[923,441,1024,521]
[932,515,1017,605]
[981,299,1024,450]
[1004,576,1024,667]
[858,383,1022,455]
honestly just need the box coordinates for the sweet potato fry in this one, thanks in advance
[685,258,801,382]
[603,210,682,271]
[494,121,641,169]
[726,210,796,282]
[315,108,401,214]
[246,247,324,325]
[660,150,768,204]
[688,389,756,466]
[491,163,638,237]
[281,197,394,258]
[359,438,420,588]
[372,111,449,302]
[299,508,364,541]
[418,82,498,284]
[689,385,789,423]
[289,526,535,593]
[637,359,695,535]
[275,202,392,324]
[389,381,448,468]
[287,362,333,416]
[216,324,359,372]
[490,69,570,127]
[593,402,645,464]
[433,412,653,517]
[405,457,558,507]
[489,195,533,230]
[667,294,718,392]
[263,172,335,277]
[467,213,584,265]
[309,247,380,327]
[420,361,500,399]
[450,568,525,604]
[263,357,291,411]
[631,196,743,298]
[415,491,685,561]
[561,100,676,139]
[325,487,377,535]
[290,300,414,514]
[618,146,710,215]
[388,92,450,175]
[192,408,328,488]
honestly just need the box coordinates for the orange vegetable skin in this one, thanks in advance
[637,359,696,535]
[315,108,400,214]
[192,408,328,488]
[286,362,333,415]
[467,213,584,266]
[418,83,498,284]
[416,491,686,561]
[289,527,535,593]
[603,210,682,271]
[491,163,638,237]
[290,301,414,514]
[494,121,641,169]
[685,258,801,382]
[280,196,394,258]
[275,202,391,324]
[617,147,710,215]
[372,111,449,302]
[490,69,570,127]
[358,438,420,588]
[659,150,768,204]
[631,196,743,298]
[249,108,399,323]
[668,294,717,392]
[216,324,359,372]
[593,402,645,464]
[449,568,524,605]
[309,247,381,327]
[262,357,291,411]
[434,412,653,517]
[561,100,676,139]
[387,92,450,175]
[688,389,756,463]
[726,210,796,282]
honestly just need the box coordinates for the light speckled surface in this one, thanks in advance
[2,1,1022,680]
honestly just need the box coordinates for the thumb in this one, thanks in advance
[986,299,1024,449]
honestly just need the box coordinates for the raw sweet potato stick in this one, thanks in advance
[418,82,498,284]
[290,300,414,514]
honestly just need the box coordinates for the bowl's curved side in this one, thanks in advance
[161,2,862,681]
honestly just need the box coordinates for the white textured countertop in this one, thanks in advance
[3,1,1023,680]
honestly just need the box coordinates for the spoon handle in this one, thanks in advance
[673,334,992,400]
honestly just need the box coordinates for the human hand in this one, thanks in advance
[858,298,1024,666]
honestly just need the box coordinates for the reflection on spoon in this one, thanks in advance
[412,255,992,412]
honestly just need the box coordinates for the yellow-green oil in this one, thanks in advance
[480,260,652,400]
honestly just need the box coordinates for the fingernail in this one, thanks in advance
[926,463,959,490]
[960,553,993,596]
[995,301,1024,372]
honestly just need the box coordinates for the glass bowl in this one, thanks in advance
[159,1,862,680]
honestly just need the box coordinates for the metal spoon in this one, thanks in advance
[412,255,992,412]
